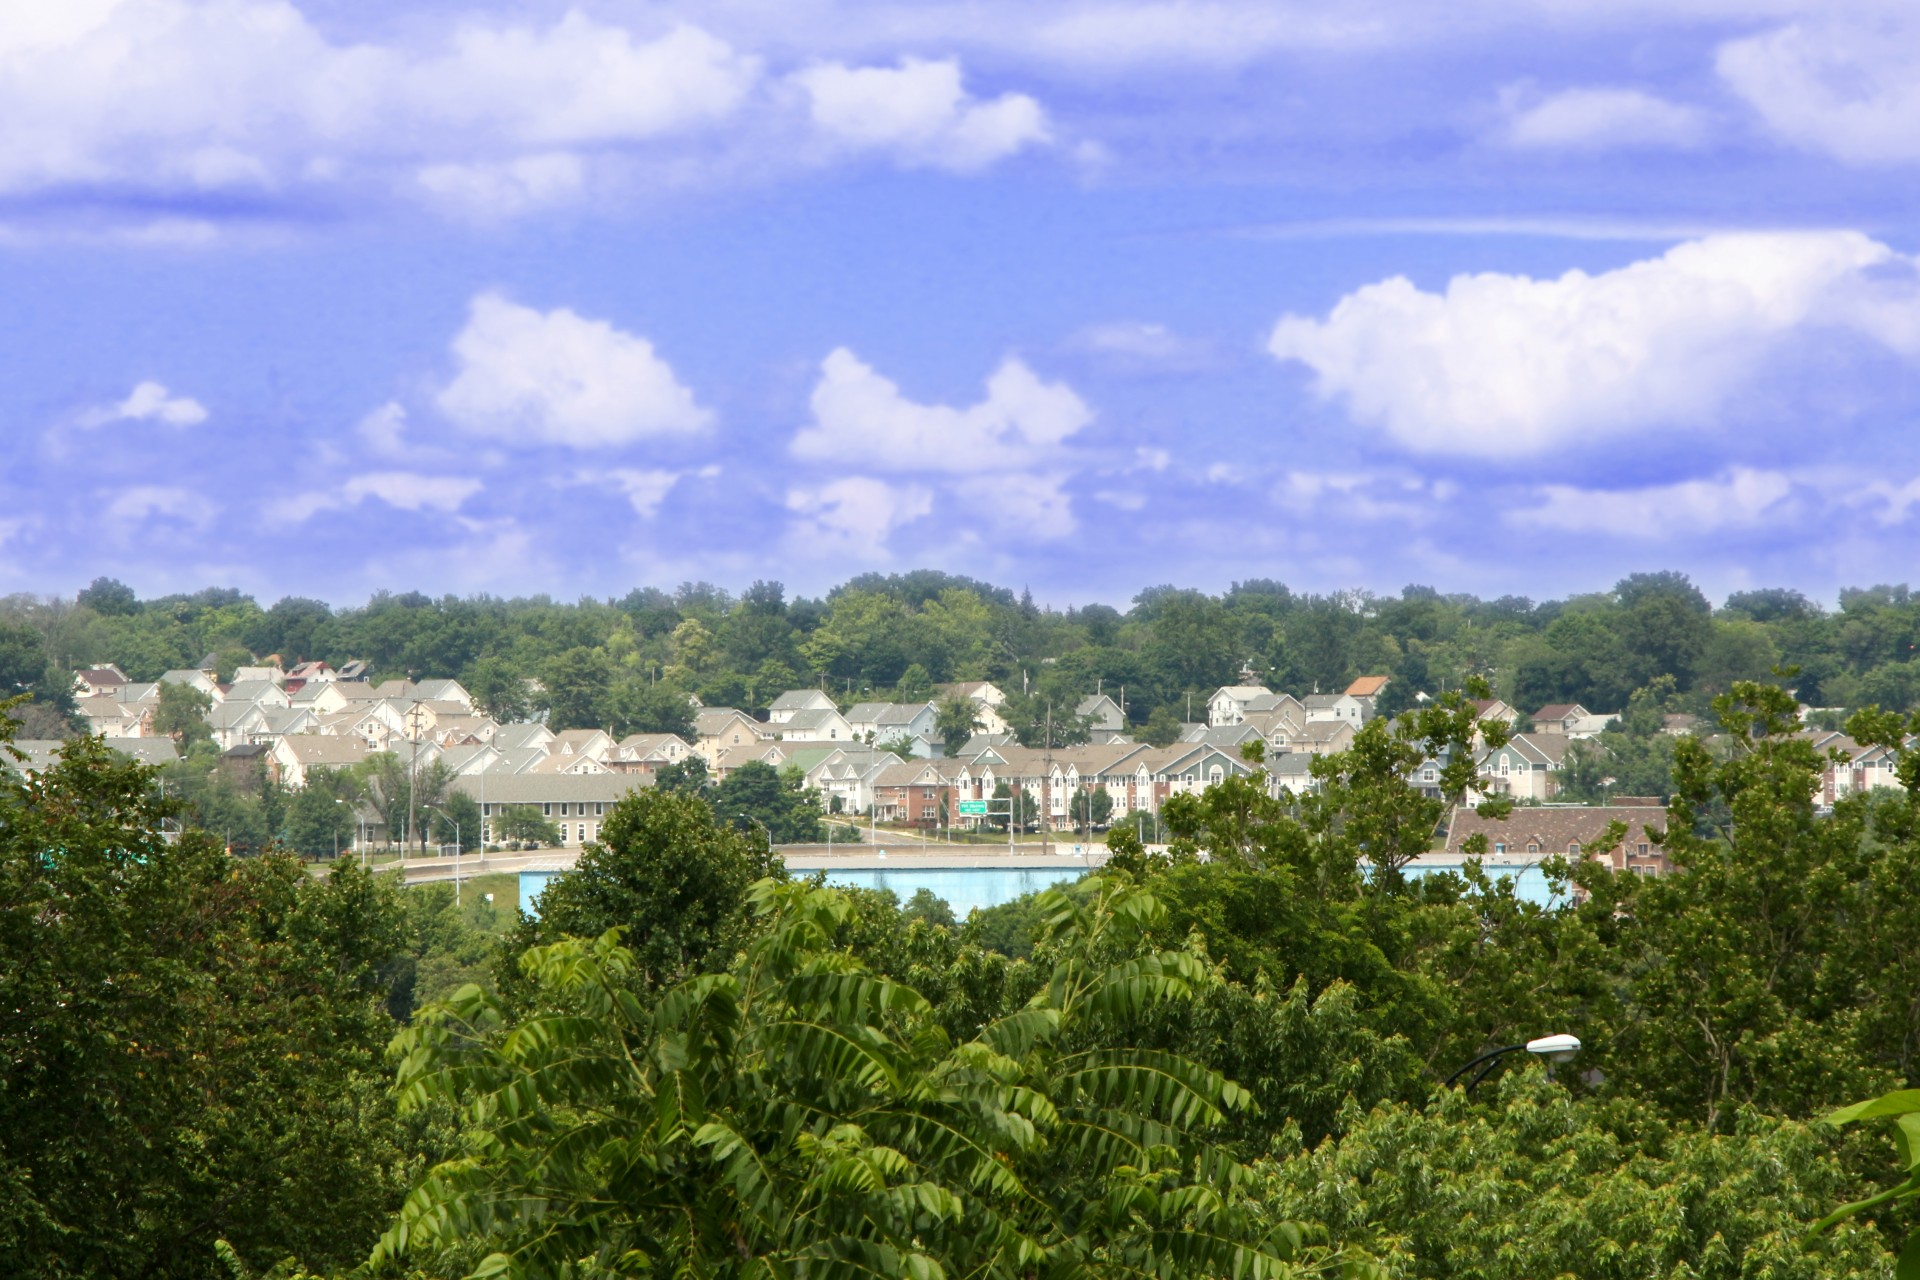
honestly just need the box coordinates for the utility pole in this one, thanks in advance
[406,704,426,856]
[1042,701,1053,859]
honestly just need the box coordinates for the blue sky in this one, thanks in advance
[3,0,1919,608]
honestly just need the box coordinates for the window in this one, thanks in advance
[1527,842,1538,853]
[1494,841,1506,854]
[1638,842,1649,854]
[596,802,605,816]
[1422,768,1436,782]
[1634,864,1656,877]
[1568,842,1582,855]
[542,802,552,817]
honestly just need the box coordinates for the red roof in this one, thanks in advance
[1345,675,1390,697]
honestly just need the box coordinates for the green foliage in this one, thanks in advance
[712,759,826,843]
[511,786,779,989]
[1069,784,1114,829]
[1271,1075,1894,1279]
[381,877,1365,1279]
[989,779,1037,831]
[153,677,214,749]
[431,789,482,852]
[494,803,560,846]
[0,726,416,1276]
[934,695,983,750]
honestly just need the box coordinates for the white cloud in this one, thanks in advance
[0,4,756,200]
[416,153,586,219]
[793,57,1048,170]
[271,471,480,522]
[1510,467,1794,536]
[952,472,1077,539]
[356,402,411,458]
[786,476,933,554]
[104,485,215,529]
[581,465,722,518]
[81,380,207,427]
[1718,21,1920,164]
[435,292,712,448]
[343,472,480,513]
[1500,86,1707,150]
[1268,230,1920,455]
[793,347,1091,471]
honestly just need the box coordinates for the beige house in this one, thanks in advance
[456,773,655,848]
[269,734,372,788]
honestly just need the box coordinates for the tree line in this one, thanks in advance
[6,571,1919,747]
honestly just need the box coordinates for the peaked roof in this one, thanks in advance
[1345,675,1390,697]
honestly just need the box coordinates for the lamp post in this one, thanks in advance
[1444,1034,1582,1094]
[737,813,771,861]
[333,797,345,860]
[427,807,462,906]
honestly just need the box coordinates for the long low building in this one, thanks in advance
[452,772,655,848]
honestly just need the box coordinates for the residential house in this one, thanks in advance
[871,757,963,828]
[1208,685,1275,727]
[1469,699,1521,729]
[711,741,789,781]
[1303,692,1370,727]
[103,736,180,767]
[371,678,474,710]
[609,733,694,777]
[72,664,129,697]
[1530,703,1618,738]
[456,773,656,848]
[1298,720,1356,756]
[159,668,220,699]
[1473,732,1573,803]
[845,700,939,744]
[1269,752,1318,797]
[1444,804,1670,877]
[269,734,372,788]
[302,681,386,716]
[934,681,1009,735]
[767,689,838,725]
[694,707,773,763]
[547,728,615,763]
[1076,693,1126,734]
[801,747,900,815]
[222,678,292,710]
[493,722,557,753]
[774,707,854,744]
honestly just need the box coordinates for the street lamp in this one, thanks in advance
[333,798,345,860]
[426,806,462,906]
[1443,1034,1582,1094]
[736,813,772,859]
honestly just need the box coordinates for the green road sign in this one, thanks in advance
[957,800,989,816]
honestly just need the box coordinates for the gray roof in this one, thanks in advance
[493,723,553,751]
[779,708,845,732]
[769,690,832,711]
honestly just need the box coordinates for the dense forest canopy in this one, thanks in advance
[5,571,1914,732]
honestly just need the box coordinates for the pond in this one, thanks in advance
[518,865,1087,921]
[1399,860,1569,908]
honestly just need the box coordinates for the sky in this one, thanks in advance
[3,0,1920,610]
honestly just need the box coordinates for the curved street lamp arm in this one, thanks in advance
[1442,1044,1525,1090]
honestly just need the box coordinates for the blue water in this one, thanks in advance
[1400,862,1568,908]
[518,865,1085,921]
[821,867,1086,918]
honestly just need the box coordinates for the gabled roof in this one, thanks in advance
[1531,703,1587,722]
[1444,804,1663,856]
[1345,675,1391,698]
[1211,685,1273,702]
[780,708,847,732]
[769,689,834,711]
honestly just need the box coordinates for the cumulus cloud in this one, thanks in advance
[786,476,933,554]
[416,153,586,219]
[1510,467,1794,536]
[793,348,1091,471]
[793,57,1048,170]
[578,465,722,517]
[104,485,215,530]
[80,380,208,428]
[0,4,754,202]
[272,471,481,522]
[1499,86,1707,150]
[1718,21,1920,165]
[1268,231,1920,455]
[436,292,712,448]
[952,472,1077,539]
